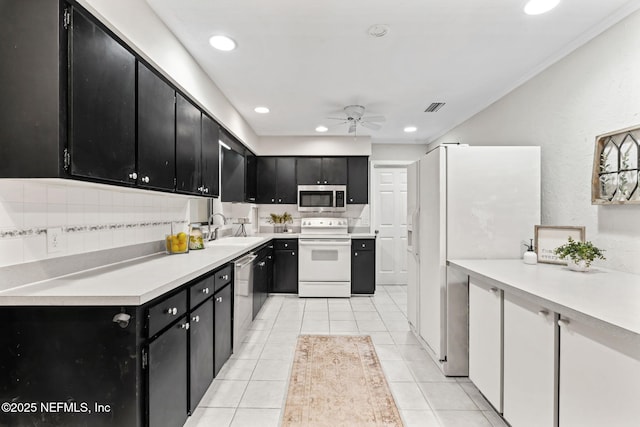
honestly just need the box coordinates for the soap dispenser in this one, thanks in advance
[523,239,537,265]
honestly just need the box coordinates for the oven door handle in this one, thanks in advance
[299,240,351,247]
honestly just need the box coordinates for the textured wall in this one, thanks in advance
[434,10,640,274]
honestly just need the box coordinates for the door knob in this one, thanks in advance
[181,322,190,330]
[201,287,210,294]
[192,315,200,323]
[166,307,178,315]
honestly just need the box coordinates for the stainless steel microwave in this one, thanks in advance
[297,185,347,212]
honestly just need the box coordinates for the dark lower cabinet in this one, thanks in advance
[273,239,298,293]
[252,245,273,319]
[189,299,214,414]
[148,319,189,427]
[214,284,233,376]
[351,239,376,294]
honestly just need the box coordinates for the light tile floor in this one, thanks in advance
[185,285,508,427]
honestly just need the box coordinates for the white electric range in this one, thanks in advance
[298,217,351,298]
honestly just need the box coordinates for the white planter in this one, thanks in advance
[567,259,590,272]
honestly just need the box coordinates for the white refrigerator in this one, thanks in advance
[407,143,540,376]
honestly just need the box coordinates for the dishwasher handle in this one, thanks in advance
[235,254,257,269]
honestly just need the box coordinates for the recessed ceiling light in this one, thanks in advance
[404,126,417,133]
[209,35,236,51]
[315,125,328,133]
[254,106,270,114]
[524,0,560,15]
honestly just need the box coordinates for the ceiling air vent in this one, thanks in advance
[424,102,446,113]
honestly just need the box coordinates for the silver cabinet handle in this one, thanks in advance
[267,255,272,260]
[204,187,209,194]
[192,315,200,323]
[324,180,327,184]
[284,243,288,248]
[258,261,266,267]
[271,198,275,202]
[350,198,354,202]
[129,172,137,180]
[354,252,358,256]
[361,243,366,248]
[316,180,320,184]
[538,310,549,317]
[220,274,229,281]
[197,186,203,192]
[558,319,570,328]
[166,307,178,315]
[201,287,210,294]
[291,251,295,256]
[181,322,190,330]
[216,297,223,303]
[142,176,150,183]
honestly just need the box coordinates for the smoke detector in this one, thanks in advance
[368,24,389,38]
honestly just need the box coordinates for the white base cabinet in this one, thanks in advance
[469,280,502,412]
[559,317,640,427]
[503,293,556,427]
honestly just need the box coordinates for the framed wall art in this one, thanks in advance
[534,225,585,264]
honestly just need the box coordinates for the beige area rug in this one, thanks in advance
[282,335,404,427]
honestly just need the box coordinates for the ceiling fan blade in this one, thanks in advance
[361,121,381,130]
[348,123,356,133]
[362,115,386,122]
[327,117,347,120]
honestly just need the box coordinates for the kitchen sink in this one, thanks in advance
[205,236,265,247]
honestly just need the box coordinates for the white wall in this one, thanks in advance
[371,143,428,162]
[79,0,260,153]
[259,136,371,156]
[434,10,640,274]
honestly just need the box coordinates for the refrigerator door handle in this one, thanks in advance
[412,209,420,257]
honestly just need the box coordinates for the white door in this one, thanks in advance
[373,166,407,285]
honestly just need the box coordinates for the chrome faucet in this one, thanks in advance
[207,212,227,241]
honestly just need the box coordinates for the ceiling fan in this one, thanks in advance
[328,105,386,134]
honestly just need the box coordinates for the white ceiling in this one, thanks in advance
[146,0,640,144]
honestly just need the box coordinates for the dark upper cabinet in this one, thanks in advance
[256,157,296,204]
[347,156,369,204]
[201,115,220,197]
[70,7,136,184]
[351,239,376,294]
[296,157,347,185]
[296,157,323,185]
[221,148,246,202]
[256,157,277,203]
[176,94,202,194]
[137,62,176,191]
[322,157,348,185]
[245,154,257,203]
[276,158,297,203]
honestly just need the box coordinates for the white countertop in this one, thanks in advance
[448,259,640,337]
[0,236,273,306]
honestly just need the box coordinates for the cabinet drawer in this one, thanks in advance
[352,239,374,251]
[214,265,232,292]
[190,275,215,309]
[147,289,187,337]
[274,239,297,250]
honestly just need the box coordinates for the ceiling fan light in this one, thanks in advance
[209,35,236,51]
[524,0,560,15]
[315,125,328,133]
[254,106,270,114]
[404,126,417,133]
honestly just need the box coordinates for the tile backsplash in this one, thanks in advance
[0,179,191,268]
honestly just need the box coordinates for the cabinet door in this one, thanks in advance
[189,299,214,413]
[468,280,502,412]
[221,149,246,202]
[148,320,188,427]
[276,157,297,204]
[559,317,640,427]
[256,157,277,203]
[252,257,267,319]
[70,8,135,184]
[347,157,369,203]
[245,154,257,203]
[503,293,555,427]
[137,62,175,191]
[214,285,233,376]
[351,242,375,294]
[176,94,201,194]
[322,157,348,184]
[296,157,322,185]
[201,115,220,197]
[273,249,298,293]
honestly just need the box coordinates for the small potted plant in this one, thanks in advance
[268,212,294,233]
[554,237,606,272]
